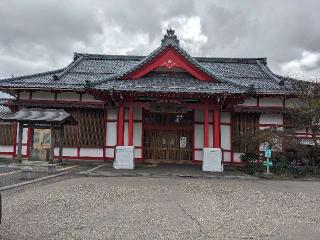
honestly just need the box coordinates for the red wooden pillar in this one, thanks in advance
[128,103,134,146]
[117,105,124,146]
[213,109,221,148]
[204,105,209,148]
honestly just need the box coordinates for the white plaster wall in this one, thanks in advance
[0,154,13,158]
[135,148,142,158]
[133,122,142,146]
[19,91,30,100]
[221,125,231,150]
[194,150,203,161]
[238,98,257,106]
[32,91,55,101]
[259,97,283,107]
[259,114,283,125]
[82,94,99,102]
[124,122,128,146]
[21,146,27,155]
[80,148,103,157]
[285,98,303,108]
[106,148,114,158]
[134,107,142,120]
[108,109,118,120]
[16,126,28,144]
[223,151,231,163]
[194,124,204,148]
[195,109,204,122]
[106,122,117,146]
[54,147,77,157]
[57,92,80,101]
[220,112,231,123]
[233,153,243,162]
[0,146,14,152]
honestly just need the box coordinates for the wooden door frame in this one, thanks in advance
[142,109,194,163]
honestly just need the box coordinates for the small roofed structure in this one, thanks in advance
[1,108,76,163]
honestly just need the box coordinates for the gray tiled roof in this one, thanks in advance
[0,32,292,95]
[0,108,76,125]
[96,73,246,94]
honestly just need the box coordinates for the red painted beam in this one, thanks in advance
[213,109,221,148]
[117,105,124,146]
[128,103,134,146]
[204,105,209,148]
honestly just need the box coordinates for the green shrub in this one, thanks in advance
[240,153,264,175]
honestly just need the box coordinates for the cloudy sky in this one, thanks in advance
[0,0,320,80]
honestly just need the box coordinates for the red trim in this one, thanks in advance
[213,109,221,148]
[204,105,209,147]
[141,109,145,161]
[103,109,107,161]
[230,112,234,163]
[117,105,124,146]
[128,103,134,146]
[0,152,15,156]
[192,110,195,163]
[77,110,80,158]
[124,47,214,81]
[26,128,31,158]
[12,123,17,156]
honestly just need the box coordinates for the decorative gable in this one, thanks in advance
[123,29,217,82]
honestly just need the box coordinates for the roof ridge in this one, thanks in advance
[74,52,268,64]
[74,52,145,61]
[256,60,280,82]
[0,68,64,83]
[195,57,267,64]
[55,56,84,80]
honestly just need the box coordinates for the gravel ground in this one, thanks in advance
[1,177,320,240]
[0,170,49,188]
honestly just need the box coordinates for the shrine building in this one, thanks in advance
[0,29,303,165]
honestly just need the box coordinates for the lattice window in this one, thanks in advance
[283,113,299,129]
[54,109,104,148]
[55,110,78,147]
[79,110,104,148]
[233,112,260,152]
[0,123,15,145]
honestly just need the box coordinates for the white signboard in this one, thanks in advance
[202,148,223,172]
[180,137,187,148]
[114,146,135,169]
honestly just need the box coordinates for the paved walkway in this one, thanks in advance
[80,163,254,179]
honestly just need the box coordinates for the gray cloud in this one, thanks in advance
[0,0,320,79]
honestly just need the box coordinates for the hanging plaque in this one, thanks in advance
[180,136,187,148]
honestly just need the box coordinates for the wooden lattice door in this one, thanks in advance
[144,130,192,163]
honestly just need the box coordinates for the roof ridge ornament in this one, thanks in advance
[161,28,180,46]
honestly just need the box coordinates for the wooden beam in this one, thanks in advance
[58,126,64,162]
[29,127,34,150]
[117,105,124,146]
[49,126,55,164]
[204,105,209,148]
[17,123,23,163]
[213,109,221,148]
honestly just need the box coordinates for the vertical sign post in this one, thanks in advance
[264,148,272,174]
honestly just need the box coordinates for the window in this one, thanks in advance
[55,109,104,148]
[0,123,15,145]
[79,110,104,148]
[232,112,260,152]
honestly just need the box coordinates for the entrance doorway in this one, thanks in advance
[143,110,193,163]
